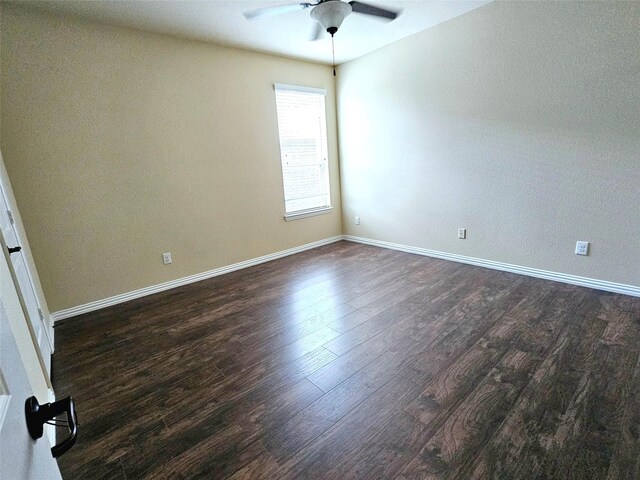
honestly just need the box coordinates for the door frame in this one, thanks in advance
[0,152,54,354]
[0,230,53,390]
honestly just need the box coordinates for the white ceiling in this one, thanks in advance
[19,0,491,65]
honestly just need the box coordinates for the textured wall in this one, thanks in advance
[338,1,640,286]
[1,6,342,311]
[1,6,54,405]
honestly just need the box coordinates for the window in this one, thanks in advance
[274,84,331,219]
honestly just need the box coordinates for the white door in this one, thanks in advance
[0,265,62,479]
[0,167,53,377]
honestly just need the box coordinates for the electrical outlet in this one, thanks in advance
[162,252,172,265]
[457,228,466,239]
[575,241,589,256]
[355,216,360,225]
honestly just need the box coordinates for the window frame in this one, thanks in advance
[274,83,332,221]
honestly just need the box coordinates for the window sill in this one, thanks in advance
[284,207,333,222]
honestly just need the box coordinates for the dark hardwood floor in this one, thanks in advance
[52,241,640,479]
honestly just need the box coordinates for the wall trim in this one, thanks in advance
[343,235,640,298]
[51,235,344,323]
[52,233,639,323]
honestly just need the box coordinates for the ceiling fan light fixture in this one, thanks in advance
[311,1,352,35]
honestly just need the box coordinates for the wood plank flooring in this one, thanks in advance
[51,241,640,479]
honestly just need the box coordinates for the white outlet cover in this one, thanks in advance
[355,216,360,225]
[575,241,589,256]
[457,228,466,239]
[162,252,172,264]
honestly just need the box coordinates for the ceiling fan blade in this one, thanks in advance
[243,3,313,20]
[309,22,322,42]
[310,21,323,41]
[348,1,400,20]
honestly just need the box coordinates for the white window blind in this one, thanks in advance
[274,84,331,217]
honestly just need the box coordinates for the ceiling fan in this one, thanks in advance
[243,0,401,41]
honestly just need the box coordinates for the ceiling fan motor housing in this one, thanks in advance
[311,0,353,35]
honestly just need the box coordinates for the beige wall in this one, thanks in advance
[1,5,342,312]
[1,7,53,404]
[338,1,640,287]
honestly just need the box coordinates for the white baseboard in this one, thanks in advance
[343,235,640,298]
[51,235,343,323]
[51,233,639,323]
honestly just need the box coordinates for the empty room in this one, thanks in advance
[1,0,639,478]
